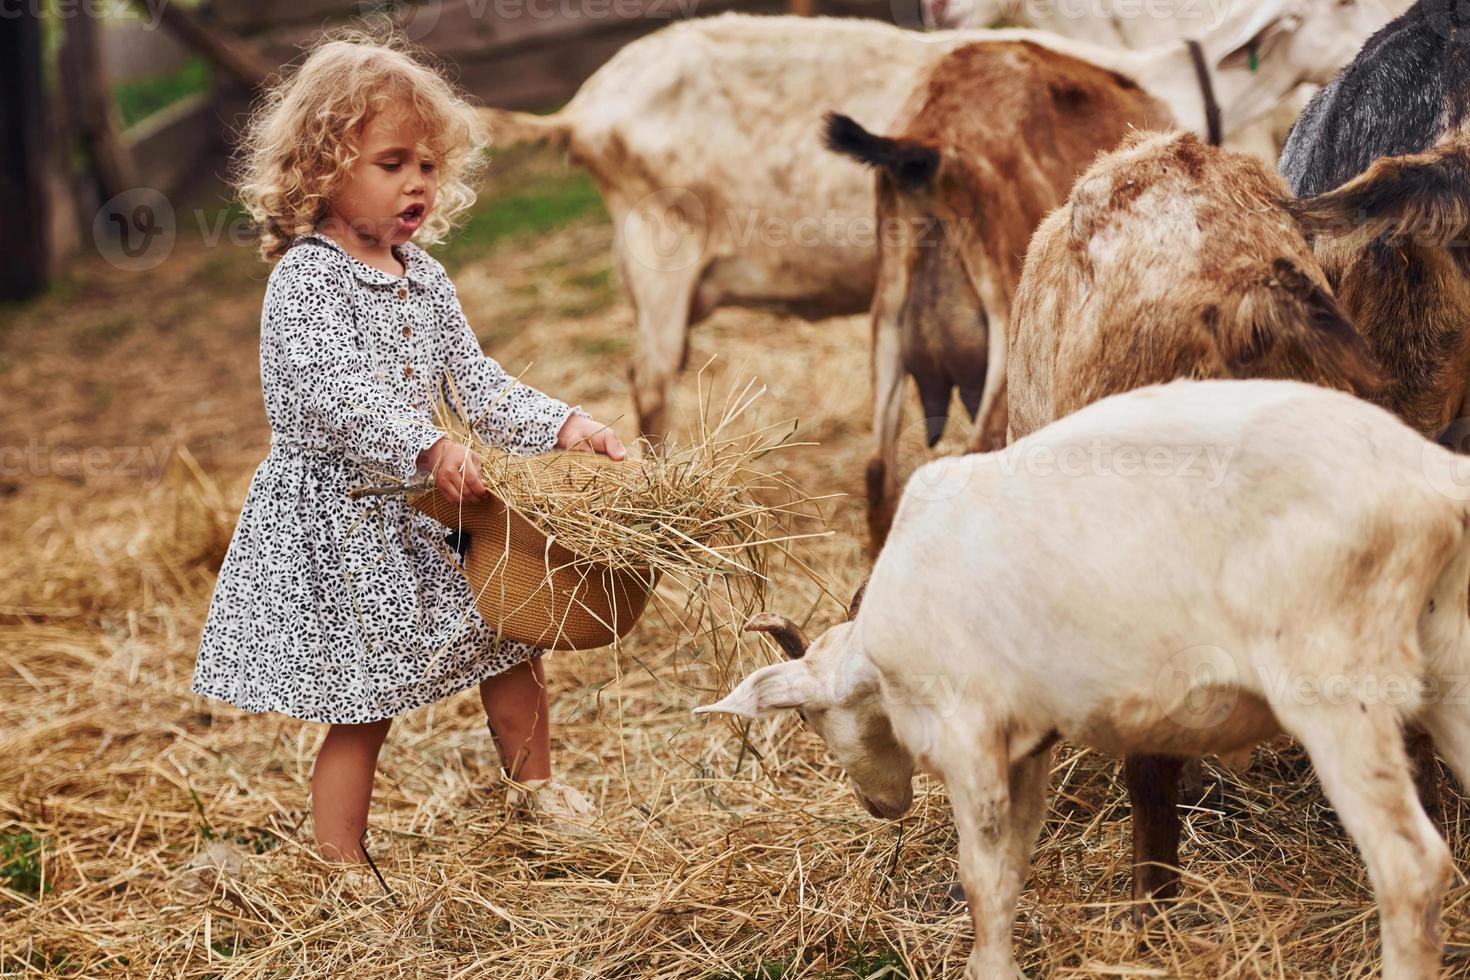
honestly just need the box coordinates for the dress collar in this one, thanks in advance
[294,229,431,288]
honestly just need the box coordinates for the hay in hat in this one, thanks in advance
[434,366,818,584]
[349,363,834,649]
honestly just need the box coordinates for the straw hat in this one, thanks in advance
[407,452,658,651]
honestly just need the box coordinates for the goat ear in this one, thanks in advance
[1217,258,1382,395]
[823,112,941,190]
[1288,145,1470,249]
[693,661,819,719]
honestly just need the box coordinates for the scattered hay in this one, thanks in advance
[7,195,1470,979]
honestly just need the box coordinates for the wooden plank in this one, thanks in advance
[213,0,356,34]
[250,0,799,109]
[153,0,274,89]
[220,0,900,109]
[101,18,193,86]
[251,0,704,61]
[122,92,219,197]
[449,0,790,107]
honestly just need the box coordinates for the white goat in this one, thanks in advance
[700,378,1470,980]
[480,4,1387,440]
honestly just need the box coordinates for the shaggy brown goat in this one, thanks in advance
[825,40,1174,551]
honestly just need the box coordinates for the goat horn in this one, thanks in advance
[847,581,868,621]
[743,613,809,660]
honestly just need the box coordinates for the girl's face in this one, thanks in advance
[325,99,438,252]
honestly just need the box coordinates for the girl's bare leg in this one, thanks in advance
[479,655,551,781]
[310,717,393,863]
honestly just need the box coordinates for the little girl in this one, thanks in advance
[192,31,625,865]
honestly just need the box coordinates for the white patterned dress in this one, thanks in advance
[192,230,587,724]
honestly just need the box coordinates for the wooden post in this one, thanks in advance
[136,0,275,90]
[59,13,138,205]
[0,7,51,299]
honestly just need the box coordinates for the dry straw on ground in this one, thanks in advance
[6,151,1470,978]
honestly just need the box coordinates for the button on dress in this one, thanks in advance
[192,231,588,724]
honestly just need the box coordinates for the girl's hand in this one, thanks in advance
[417,437,489,505]
[556,414,627,460]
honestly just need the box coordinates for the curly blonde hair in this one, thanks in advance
[230,26,489,261]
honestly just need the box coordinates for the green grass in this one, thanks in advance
[0,267,80,326]
[571,334,628,357]
[83,315,135,347]
[566,267,613,292]
[844,948,910,978]
[1,831,49,897]
[114,55,213,130]
[435,172,606,271]
[557,293,618,321]
[84,379,115,413]
[210,937,244,958]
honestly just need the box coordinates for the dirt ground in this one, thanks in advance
[4,145,1470,978]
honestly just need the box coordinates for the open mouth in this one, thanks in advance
[398,204,425,229]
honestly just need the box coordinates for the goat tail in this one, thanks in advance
[1288,141,1470,250]
[477,107,574,151]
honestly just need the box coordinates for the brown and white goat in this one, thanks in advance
[825,41,1174,551]
[1008,129,1381,436]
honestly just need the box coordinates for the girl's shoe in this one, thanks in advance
[505,778,597,834]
